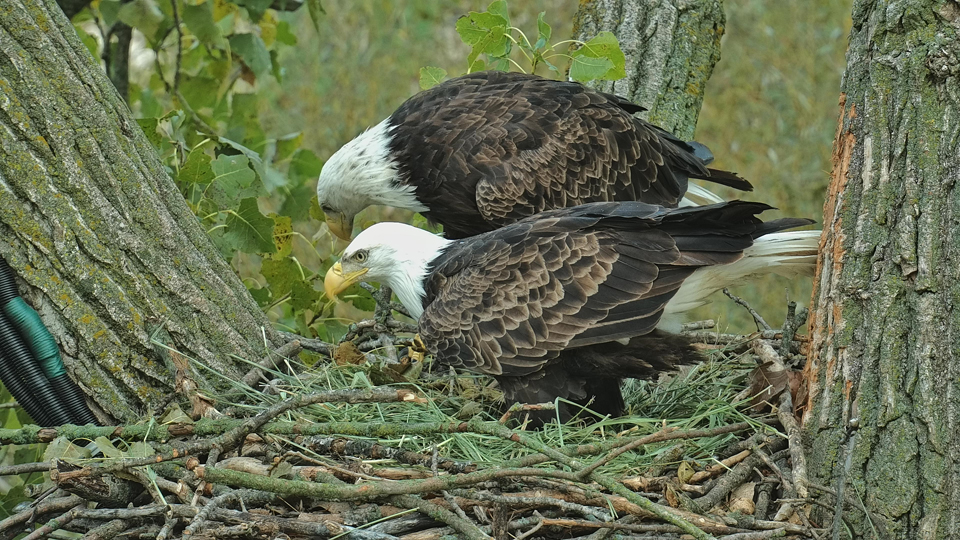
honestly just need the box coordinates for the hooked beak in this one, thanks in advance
[325,212,355,241]
[324,262,369,299]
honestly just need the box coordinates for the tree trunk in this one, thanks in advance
[572,0,725,139]
[805,1,960,538]
[0,0,279,423]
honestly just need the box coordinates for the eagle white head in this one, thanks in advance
[316,119,429,241]
[323,222,451,318]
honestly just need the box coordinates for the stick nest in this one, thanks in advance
[0,303,831,540]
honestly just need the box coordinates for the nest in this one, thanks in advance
[0,301,838,540]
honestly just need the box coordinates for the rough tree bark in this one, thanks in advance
[805,0,960,538]
[0,0,280,422]
[573,0,725,139]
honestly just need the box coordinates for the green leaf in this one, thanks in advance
[182,1,223,46]
[229,33,271,80]
[486,0,510,27]
[280,184,314,222]
[456,5,510,71]
[249,285,271,307]
[309,195,324,222]
[137,118,162,148]
[117,0,167,42]
[236,0,272,21]
[224,197,276,253]
[290,279,320,312]
[74,24,100,58]
[570,31,626,81]
[419,67,447,90]
[276,20,297,46]
[178,148,214,185]
[569,55,615,82]
[535,12,551,49]
[307,0,325,32]
[261,257,297,297]
[208,154,262,208]
[288,148,324,184]
[271,214,293,258]
[98,0,122,28]
[275,132,303,162]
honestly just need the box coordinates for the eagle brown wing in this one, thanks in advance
[417,201,759,378]
[387,71,751,239]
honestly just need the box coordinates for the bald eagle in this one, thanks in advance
[324,201,817,423]
[316,71,753,241]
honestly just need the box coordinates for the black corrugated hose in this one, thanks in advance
[0,256,98,426]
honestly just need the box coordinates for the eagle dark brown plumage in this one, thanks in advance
[316,71,752,240]
[326,201,818,425]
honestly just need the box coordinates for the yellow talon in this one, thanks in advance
[409,334,427,362]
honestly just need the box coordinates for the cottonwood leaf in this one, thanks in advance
[289,148,324,184]
[419,67,447,90]
[307,0,325,32]
[229,33,271,80]
[535,12,551,49]
[290,279,320,312]
[570,31,626,81]
[271,214,293,258]
[261,257,297,298]
[209,154,262,208]
[182,1,223,46]
[178,148,214,185]
[117,0,166,42]
[224,197,276,253]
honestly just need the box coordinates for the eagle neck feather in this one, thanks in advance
[388,238,451,320]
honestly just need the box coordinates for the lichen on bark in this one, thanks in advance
[0,0,279,422]
[572,0,725,139]
[805,1,960,537]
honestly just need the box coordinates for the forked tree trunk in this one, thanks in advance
[573,0,725,139]
[805,0,960,537]
[0,0,279,423]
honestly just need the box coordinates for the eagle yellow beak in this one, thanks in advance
[324,262,369,299]
[325,212,355,241]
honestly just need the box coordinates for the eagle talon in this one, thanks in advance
[408,334,427,362]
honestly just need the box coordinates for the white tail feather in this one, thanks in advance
[679,182,726,207]
[658,230,821,330]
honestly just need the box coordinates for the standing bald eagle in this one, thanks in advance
[316,71,752,241]
[324,201,817,423]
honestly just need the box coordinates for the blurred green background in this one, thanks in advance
[260,0,852,332]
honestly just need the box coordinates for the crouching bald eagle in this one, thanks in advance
[316,71,753,240]
[324,201,817,424]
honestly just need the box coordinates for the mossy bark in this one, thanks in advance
[572,0,725,140]
[0,0,279,422]
[805,0,960,538]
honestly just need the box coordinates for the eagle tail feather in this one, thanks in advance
[661,229,821,321]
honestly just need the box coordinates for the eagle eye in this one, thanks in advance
[354,250,367,263]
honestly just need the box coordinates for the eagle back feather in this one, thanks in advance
[387,71,749,239]
[417,201,790,379]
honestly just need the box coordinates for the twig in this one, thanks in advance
[279,330,334,355]
[448,490,612,522]
[0,496,84,536]
[723,288,771,330]
[0,461,51,476]
[184,489,274,536]
[716,529,788,540]
[21,507,79,540]
[687,438,786,514]
[79,518,128,540]
[681,320,716,331]
[779,302,809,360]
[241,340,304,387]
[776,391,808,499]
[390,494,491,540]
